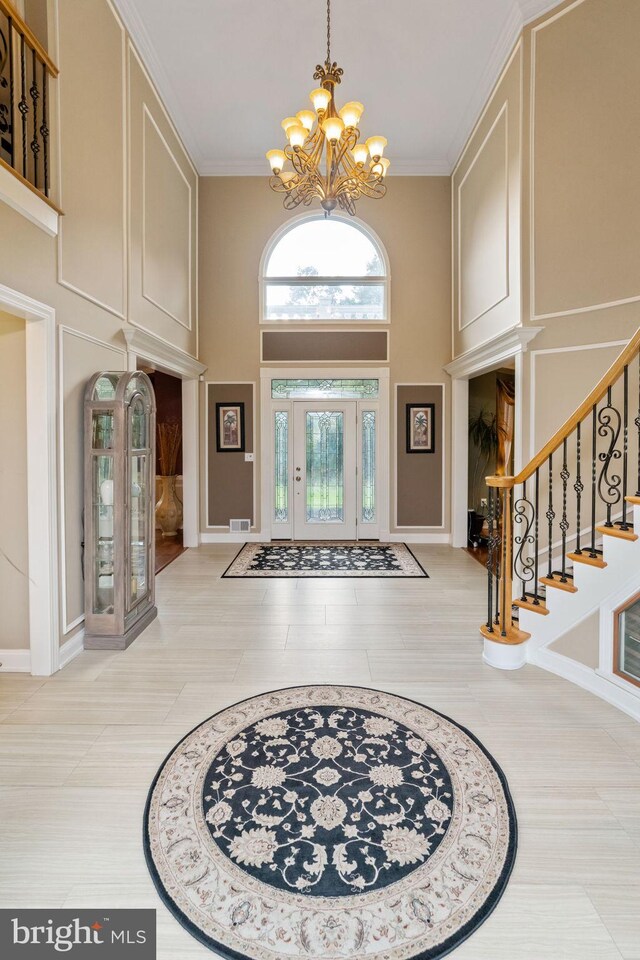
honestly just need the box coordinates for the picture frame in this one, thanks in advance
[406,403,435,454]
[215,402,245,453]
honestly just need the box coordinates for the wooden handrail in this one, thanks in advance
[487,323,640,489]
[0,0,59,77]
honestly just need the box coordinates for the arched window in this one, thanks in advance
[261,214,389,323]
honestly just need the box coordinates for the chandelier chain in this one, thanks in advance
[326,0,331,64]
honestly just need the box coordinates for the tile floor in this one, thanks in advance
[1,543,639,958]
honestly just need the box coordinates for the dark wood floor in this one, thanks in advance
[155,529,186,574]
[465,543,488,568]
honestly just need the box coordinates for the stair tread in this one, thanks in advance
[567,550,607,569]
[513,596,549,615]
[596,522,638,542]
[540,573,578,593]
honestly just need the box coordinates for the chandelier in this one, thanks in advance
[265,0,389,216]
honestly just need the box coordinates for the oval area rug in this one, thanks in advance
[144,685,516,959]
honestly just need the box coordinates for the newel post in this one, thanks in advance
[480,475,530,669]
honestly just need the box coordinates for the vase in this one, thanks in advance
[155,475,181,538]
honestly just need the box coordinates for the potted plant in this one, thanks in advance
[155,420,183,538]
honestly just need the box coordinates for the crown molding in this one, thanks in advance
[110,0,203,169]
[518,0,565,23]
[199,157,451,178]
[446,1,523,168]
[112,0,564,181]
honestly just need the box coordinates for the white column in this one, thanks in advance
[181,379,200,547]
[450,377,469,548]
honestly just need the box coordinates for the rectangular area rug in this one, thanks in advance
[222,542,428,578]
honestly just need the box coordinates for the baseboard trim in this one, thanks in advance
[530,647,640,722]
[200,532,264,544]
[200,532,452,545]
[58,629,85,670]
[0,648,32,672]
[389,533,452,545]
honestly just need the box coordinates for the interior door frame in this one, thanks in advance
[260,367,390,542]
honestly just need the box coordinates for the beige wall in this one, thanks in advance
[452,41,522,358]
[0,313,29,650]
[0,0,198,650]
[453,0,640,456]
[198,176,451,534]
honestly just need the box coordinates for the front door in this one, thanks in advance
[293,402,357,539]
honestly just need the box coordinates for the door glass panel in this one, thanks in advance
[93,454,114,614]
[362,410,376,523]
[129,454,148,607]
[306,411,344,523]
[92,409,114,449]
[272,379,379,400]
[274,411,289,522]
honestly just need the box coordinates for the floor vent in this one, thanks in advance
[230,519,251,534]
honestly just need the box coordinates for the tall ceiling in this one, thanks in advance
[113,0,559,175]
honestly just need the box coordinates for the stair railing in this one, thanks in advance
[0,0,59,202]
[482,325,640,645]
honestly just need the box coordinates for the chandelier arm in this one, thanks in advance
[331,128,358,170]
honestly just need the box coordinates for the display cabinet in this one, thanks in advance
[84,371,157,648]
[614,591,640,687]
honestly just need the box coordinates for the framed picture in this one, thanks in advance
[216,402,245,453]
[406,403,435,453]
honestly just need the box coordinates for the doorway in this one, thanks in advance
[466,364,515,564]
[142,367,186,573]
[262,369,389,542]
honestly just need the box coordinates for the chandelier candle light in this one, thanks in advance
[266,0,389,216]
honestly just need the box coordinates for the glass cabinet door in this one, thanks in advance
[92,453,115,615]
[128,396,149,610]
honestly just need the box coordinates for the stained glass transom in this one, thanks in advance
[272,379,379,400]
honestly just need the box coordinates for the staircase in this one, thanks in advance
[480,327,640,721]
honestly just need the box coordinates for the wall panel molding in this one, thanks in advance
[394,383,446,531]
[57,0,128,320]
[141,104,192,329]
[529,0,640,322]
[457,102,510,331]
[529,337,628,460]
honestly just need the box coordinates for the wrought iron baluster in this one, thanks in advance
[574,421,583,555]
[29,49,39,189]
[546,454,555,579]
[559,439,569,582]
[636,352,640,497]
[501,487,509,637]
[494,491,501,626]
[597,386,622,528]
[486,487,494,633]
[40,59,48,195]
[18,33,27,176]
[8,15,15,170]
[514,480,535,602]
[590,404,598,557]
[534,468,540,603]
[620,364,630,530]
